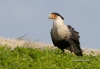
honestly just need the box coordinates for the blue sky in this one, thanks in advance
[0,0,100,49]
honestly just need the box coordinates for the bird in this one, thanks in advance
[48,12,83,56]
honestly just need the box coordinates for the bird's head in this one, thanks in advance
[48,12,64,20]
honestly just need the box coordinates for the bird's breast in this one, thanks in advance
[52,26,71,41]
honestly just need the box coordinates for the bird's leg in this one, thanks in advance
[61,49,65,53]
[71,52,75,56]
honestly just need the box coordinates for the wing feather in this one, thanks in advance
[67,25,83,56]
[50,29,57,46]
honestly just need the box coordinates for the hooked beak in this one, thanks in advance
[48,15,51,19]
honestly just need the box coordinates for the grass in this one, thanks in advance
[0,46,100,69]
[0,37,100,55]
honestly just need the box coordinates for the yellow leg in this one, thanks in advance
[72,52,75,56]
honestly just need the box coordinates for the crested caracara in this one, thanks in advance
[48,12,83,56]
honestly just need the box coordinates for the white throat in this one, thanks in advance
[53,16,65,28]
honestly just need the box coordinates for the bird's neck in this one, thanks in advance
[53,17,66,28]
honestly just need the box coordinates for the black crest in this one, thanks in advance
[51,12,64,20]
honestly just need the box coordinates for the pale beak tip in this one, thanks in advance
[48,15,51,19]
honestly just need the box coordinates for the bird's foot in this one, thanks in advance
[72,52,75,56]
[61,50,65,53]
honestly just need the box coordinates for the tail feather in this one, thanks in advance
[69,39,83,56]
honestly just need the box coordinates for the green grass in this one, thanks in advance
[0,46,100,69]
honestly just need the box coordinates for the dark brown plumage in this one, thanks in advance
[49,12,83,56]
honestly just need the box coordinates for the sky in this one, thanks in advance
[0,0,100,49]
